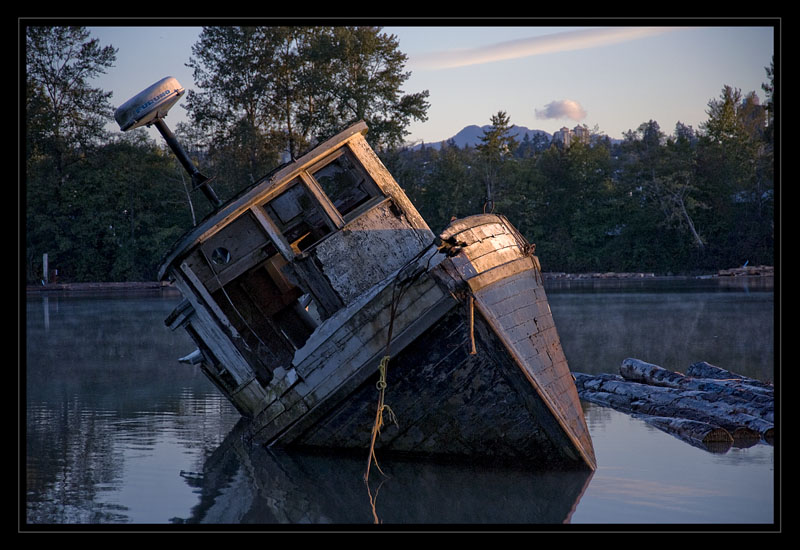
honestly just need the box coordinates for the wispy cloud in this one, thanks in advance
[535,99,587,122]
[412,27,681,70]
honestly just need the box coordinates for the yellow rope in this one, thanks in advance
[365,355,397,484]
[362,241,438,520]
[376,355,390,390]
[468,294,477,355]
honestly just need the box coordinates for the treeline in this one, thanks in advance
[384,89,775,274]
[23,26,775,284]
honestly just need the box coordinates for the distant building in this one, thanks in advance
[553,126,571,147]
[552,125,591,148]
[573,125,590,144]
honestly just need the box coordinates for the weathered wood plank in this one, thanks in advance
[176,265,253,384]
[466,256,535,293]
[473,274,595,470]
[438,214,506,242]
[261,292,457,449]
[313,200,433,305]
[299,277,445,405]
[459,232,519,261]
[281,306,590,469]
[346,134,432,234]
[249,205,295,260]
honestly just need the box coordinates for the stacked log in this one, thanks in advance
[717,265,774,277]
[574,358,774,453]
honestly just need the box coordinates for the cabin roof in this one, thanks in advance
[157,121,369,281]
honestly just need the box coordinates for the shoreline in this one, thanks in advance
[24,266,774,293]
[25,280,179,294]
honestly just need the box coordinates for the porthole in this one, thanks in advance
[211,247,231,265]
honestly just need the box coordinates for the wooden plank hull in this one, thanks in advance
[242,214,596,470]
[284,305,590,469]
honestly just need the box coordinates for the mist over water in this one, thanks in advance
[545,279,775,383]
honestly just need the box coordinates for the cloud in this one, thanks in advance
[535,99,587,122]
[412,27,680,70]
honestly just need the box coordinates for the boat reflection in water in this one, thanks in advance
[174,420,594,525]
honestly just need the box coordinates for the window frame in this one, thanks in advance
[255,145,386,259]
[306,147,384,222]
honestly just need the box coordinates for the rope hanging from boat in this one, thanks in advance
[364,240,440,484]
[364,275,410,483]
[365,352,396,483]
[364,243,438,523]
[468,294,477,355]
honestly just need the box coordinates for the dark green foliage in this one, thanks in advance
[25,131,195,283]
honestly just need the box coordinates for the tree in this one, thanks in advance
[658,130,706,250]
[25,25,118,282]
[476,110,517,162]
[298,26,430,151]
[697,85,773,267]
[529,136,623,272]
[619,120,707,251]
[25,26,117,180]
[475,111,517,211]
[184,26,284,190]
[761,57,775,145]
[184,25,430,191]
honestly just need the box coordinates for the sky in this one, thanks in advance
[83,22,776,145]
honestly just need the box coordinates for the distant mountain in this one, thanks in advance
[410,124,552,150]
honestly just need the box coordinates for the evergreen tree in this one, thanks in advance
[616,119,707,269]
[696,85,773,267]
[475,111,517,211]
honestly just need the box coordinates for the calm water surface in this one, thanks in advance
[23,278,777,529]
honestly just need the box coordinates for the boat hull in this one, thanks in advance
[242,214,596,470]
[286,305,588,468]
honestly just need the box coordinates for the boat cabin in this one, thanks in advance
[160,121,434,416]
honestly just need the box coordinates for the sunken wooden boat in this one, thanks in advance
[119,78,595,470]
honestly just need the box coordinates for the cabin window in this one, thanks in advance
[211,247,231,266]
[264,179,332,253]
[311,150,380,219]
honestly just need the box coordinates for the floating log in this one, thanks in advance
[574,359,774,450]
[687,361,774,390]
[633,415,733,453]
[620,358,774,422]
